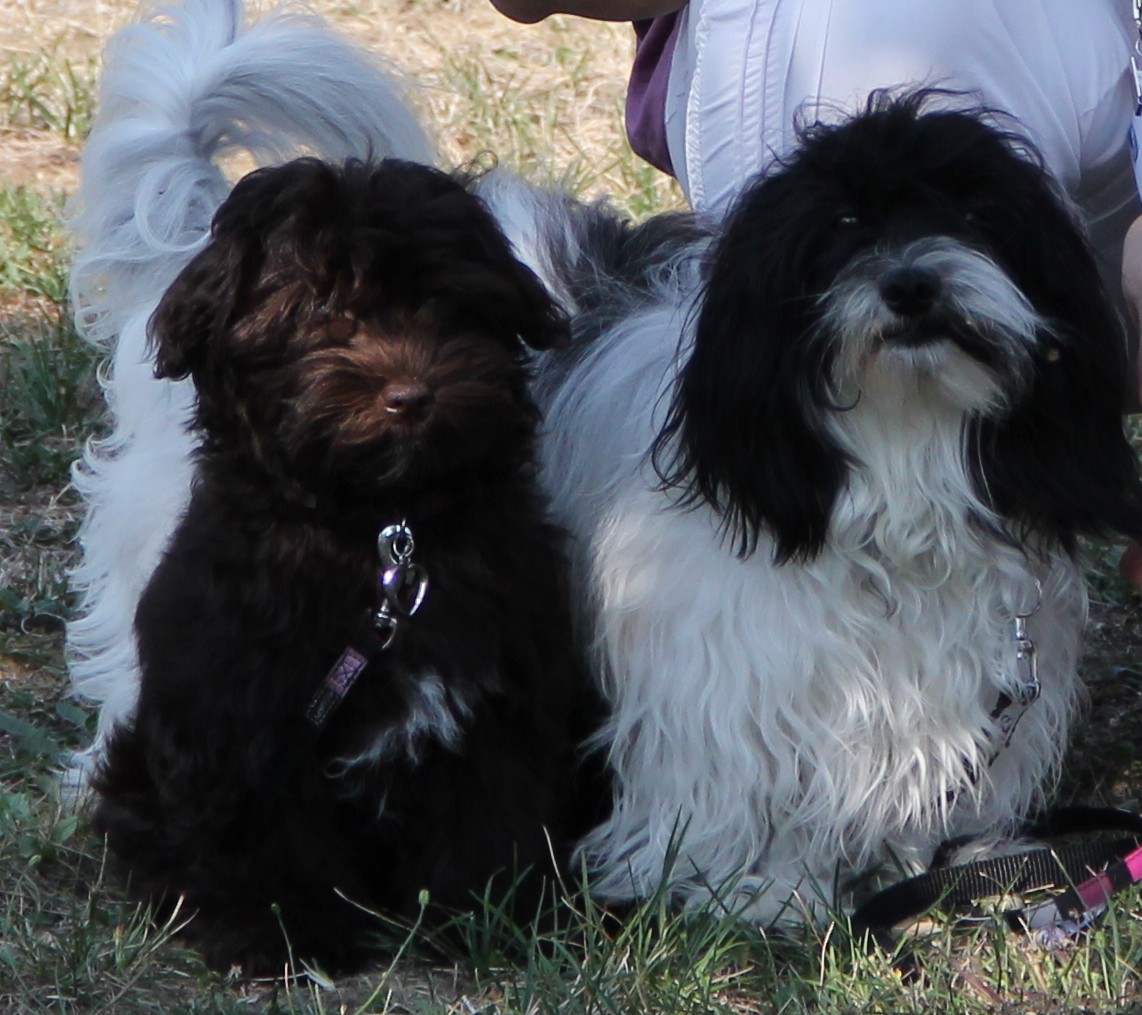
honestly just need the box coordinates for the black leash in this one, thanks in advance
[852,807,1142,948]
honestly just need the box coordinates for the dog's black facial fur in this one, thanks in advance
[94,158,593,975]
[654,89,1142,561]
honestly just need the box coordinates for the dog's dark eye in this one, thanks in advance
[834,214,861,230]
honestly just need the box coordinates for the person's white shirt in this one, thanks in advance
[665,0,1139,306]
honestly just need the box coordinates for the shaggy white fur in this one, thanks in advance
[559,294,1076,922]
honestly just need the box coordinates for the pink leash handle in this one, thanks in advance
[1016,843,1142,946]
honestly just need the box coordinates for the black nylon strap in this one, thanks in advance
[852,823,1142,940]
[1022,805,1142,839]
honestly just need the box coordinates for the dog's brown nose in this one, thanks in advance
[382,378,435,419]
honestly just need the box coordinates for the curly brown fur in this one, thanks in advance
[93,157,593,975]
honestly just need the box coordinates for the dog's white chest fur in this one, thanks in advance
[585,485,1081,914]
[328,671,471,775]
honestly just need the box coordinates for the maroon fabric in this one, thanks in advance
[626,14,682,176]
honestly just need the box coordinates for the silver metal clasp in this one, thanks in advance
[1011,580,1042,705]
[379,522,415,568]
[372,520,429,648]
[1012,613,1040,705]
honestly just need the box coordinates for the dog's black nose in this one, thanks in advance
[382,379,435,419]
[879,266,942,317]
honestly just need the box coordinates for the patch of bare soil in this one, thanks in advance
[1064,582,1142,808]
[1,0,637,193]
[0,128,78,191]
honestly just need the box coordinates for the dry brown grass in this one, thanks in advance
[0,0,676,204]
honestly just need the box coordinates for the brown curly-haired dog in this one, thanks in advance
[93,157,589,975]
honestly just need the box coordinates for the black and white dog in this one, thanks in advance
[485,89,1142,922]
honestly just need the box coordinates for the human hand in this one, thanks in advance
[486,0,552,24]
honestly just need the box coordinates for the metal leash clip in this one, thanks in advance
[1011,582,1042,706]
[989,584,1043,753]
[1012,614,1040,705]
[372,520,429,649]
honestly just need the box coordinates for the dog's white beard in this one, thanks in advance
[823,239,1042,419]
[540,285,1084,926]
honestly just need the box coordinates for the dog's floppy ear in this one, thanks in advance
[971,160,1142,547]
[149,239,245,382]
[148,166,288,383]
[149,160,337,382]
[654,171,850,563]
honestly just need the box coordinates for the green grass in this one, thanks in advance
[0,186,100,493]
[0,184,97,654]
[0,186,70,302]
[0,307,100,492]
[0,46,97,142]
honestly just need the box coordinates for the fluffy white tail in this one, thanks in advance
[66,0,434,789]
